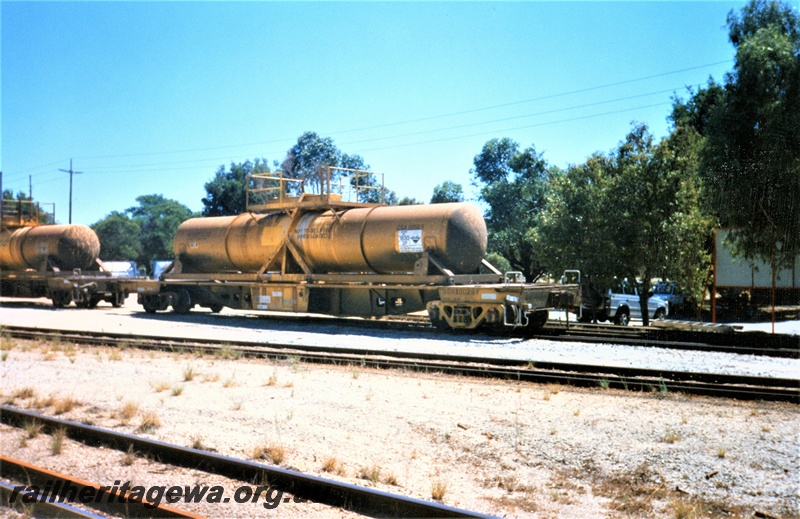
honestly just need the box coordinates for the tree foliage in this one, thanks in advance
[202,159,271,216]
[281,132,341,194]
[701,0,800,270]
[91,211,141,261]
[471,138,550,278]
[128,195,197,266]
[430,181,464,204]
[90,195,196,270]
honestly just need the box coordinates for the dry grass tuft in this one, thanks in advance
[358,465,382,486]
[190,435,206,450]
[431,479,448,501]
[137,411,161,432]
[322,456,347,476]
[120,402,139,424]
[253,443,286,465]
[53,396,79,415]
[151,380,171,392]
[12,387,36,400]
[122,445,136,466]
[50,427,67,455]
[183,366,197,382]
[24,420,44,439]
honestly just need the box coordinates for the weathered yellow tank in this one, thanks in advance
[0,224,100,271]
[173,202,487,275]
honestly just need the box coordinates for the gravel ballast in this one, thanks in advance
[1,335,798,518]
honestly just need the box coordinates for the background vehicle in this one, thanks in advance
[607,281,668,326]
[651,282,684,314]
[101,260,139,278]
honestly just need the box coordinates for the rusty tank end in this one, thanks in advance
[0,224,101,271]
[173,202,487,275]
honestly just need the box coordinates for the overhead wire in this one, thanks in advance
[2,60,728,185]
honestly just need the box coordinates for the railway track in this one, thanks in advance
[0,406,493,519]
[1,455,201,518]
[144,308,800,358]
[3,326,798,403]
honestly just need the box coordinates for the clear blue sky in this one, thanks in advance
[2,1,749,225]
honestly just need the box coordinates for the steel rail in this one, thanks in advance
[0,406,495,519]
[0,480,106,519]
[218,310,800,357]
[0,455,203,518]
[2,326,798,402]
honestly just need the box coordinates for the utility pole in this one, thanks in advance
[59,159,83,224]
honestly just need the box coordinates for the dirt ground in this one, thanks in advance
[1,335,798,518]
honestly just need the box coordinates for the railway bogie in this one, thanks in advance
[429,280,581,330]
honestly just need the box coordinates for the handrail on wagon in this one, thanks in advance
[1,199,55,229]
[246,166,385,213]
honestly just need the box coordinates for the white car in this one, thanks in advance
[607,282,668,326]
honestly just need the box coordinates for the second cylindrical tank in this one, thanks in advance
[173,202,487,275]
[0,224,101,271]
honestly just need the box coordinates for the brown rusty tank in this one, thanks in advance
[173,202,487,275]
[0,224,101,271]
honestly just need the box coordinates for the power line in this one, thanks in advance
[10,60,730,170]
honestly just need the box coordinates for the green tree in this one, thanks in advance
[430,181,464,204]
[701,0,800,275]
[91,211,142,261]
[340,152,384,203]
[536,155,620,290]
[128,195,197,267]
[281,132,341,194]
[396,196,421,205]
[471,138,549,278]
[202,159,271,216]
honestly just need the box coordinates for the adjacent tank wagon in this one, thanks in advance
[0,201,128,308]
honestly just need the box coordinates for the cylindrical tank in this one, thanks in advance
[173,202,487,275]
[0,224,101,271]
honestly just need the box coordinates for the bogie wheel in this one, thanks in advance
[615,309,630,326]
[111,292,126,308]
[172,288,193,315]
[528,310,549,329]
[51,291,72,308]
[209,303,223,314]
[654,308,666,320]
[142,295,160,314]
[427,305,451,332]
[76,297,99,309]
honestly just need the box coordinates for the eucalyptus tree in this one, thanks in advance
[701,0,800,281]
[471,138,550,278]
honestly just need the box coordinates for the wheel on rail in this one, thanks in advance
[111,291,126,308]
[527,310,549,329]
[142,294,160,313]
[614,309,630,326]
[76,296,100,309]
[209,303,223,313]
[51,291,72,308]
[427,305,451,332]
[172,288,193,314]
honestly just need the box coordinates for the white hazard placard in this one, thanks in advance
[397,229,423,253]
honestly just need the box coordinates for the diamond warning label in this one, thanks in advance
[397,229,423,253]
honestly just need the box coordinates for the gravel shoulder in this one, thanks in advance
[1,334,798,518]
